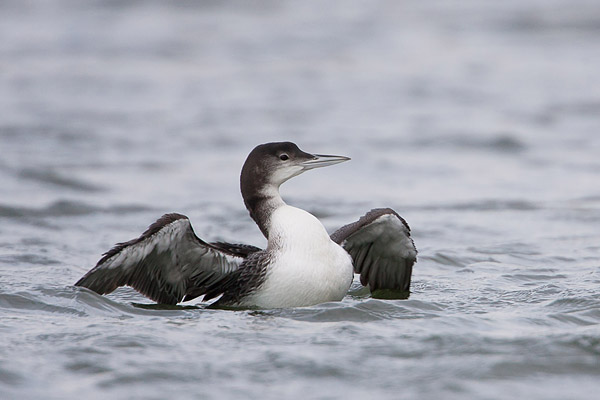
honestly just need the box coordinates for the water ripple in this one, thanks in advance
[18,168,102,192]
[0,200,151,219]
[0,291,85,316]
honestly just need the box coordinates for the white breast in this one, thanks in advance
[244,205,353,308]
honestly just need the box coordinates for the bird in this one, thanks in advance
[75,142,417,309]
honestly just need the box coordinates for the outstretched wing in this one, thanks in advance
[331,208,417,292]
[75,213,258,305]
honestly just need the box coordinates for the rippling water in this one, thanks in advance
[2,1,600,399]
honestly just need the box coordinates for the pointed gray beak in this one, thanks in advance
[301,154,351,170]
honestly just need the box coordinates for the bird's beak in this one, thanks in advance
[301,154,351,170]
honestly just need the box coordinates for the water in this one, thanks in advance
[1,0,600,398]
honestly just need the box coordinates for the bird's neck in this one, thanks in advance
[242,183,285,238]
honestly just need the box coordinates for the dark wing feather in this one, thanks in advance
[208,242,262,258]
[75,213,255,305]
[331,208,417,292]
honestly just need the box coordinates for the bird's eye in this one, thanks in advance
[279,154,289,161]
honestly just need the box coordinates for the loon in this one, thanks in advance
[75,142,417,308]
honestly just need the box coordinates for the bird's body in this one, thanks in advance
[75,142,417,309]
[238,204,353,308]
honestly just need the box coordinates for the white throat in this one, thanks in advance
[267,204,330,249]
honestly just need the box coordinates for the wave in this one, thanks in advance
[0,200,151,219]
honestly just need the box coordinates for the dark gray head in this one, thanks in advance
[240,142,350,231]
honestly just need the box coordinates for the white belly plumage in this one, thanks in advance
[241,205,354,308]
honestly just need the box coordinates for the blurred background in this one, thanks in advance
[1,1,600,399]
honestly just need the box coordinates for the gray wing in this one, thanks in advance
[331,208,417,292]
[75,213,258,305]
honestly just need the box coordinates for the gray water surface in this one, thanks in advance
[1,1,600,399]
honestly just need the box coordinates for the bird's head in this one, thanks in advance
[240,141,350,199]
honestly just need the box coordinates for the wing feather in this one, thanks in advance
[75,213,254,305]
[331,208,417,292]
